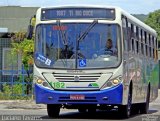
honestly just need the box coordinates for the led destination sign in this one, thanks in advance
[41,8,115,20]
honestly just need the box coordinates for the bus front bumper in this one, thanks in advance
[35,84,123,105]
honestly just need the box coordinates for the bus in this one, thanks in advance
[33,5,159,118]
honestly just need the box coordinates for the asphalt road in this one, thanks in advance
[0,103,159,121]
[0,90,159,121]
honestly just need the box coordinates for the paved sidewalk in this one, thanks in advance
[0,100,46,110]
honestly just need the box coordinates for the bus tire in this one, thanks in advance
[119,86,132,118]
[140,86,150,114]
[131,104,140,115]
[78,108,87,113]
[88,105,96,113]
[47,104,60,118]
[88,108,96,113]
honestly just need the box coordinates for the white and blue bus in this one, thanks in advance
[33,5,159,118]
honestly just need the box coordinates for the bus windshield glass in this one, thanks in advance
[35,23,120,69]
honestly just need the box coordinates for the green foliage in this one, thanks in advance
[0,83,31,100]
[12,84,23,96]
[10,32,34,99]
[1,84,12,99]
[11,38,34,70]
[11,32,26,42]
[133,14,148,22]
[145,9,160,42]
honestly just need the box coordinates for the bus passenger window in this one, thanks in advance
[136,40,139,53]
[127,22,131,51]
[155,38,158,60]
[140,29,143,55]
[131,38,135,52]
[152,36,155,59]
[144,31,148,56]
[156,49,158,60]
[122,18,128,51]
[141,42,144,55]
[148,34,151,57]
[131,24,134,38]
[135,26,139,54]
[136,26,139,40]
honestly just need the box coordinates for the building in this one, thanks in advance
[0,27,8,37]
[0,6,38,92]
[0,6,38,73]
[0,6,38,32]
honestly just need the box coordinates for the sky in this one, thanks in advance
[0,0,160,14]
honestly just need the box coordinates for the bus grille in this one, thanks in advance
[53,74,100,82]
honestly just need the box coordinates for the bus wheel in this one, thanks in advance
[88,108,96,113]
[131,104,140,115]
[78,108,87,113]
[140,87,150,114]
[88,105,96,113]
[47,104,61,118]
[119,89,132,118]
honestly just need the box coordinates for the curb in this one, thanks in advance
[0,100,46,110]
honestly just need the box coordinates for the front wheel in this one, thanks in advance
[119,89,132,118]
[78,108,87,113]
[88,107,96,113]
[47,104,61,118]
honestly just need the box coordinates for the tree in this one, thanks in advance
[11,35,34,94]
[12,37,34,74]
[145,9,160,47]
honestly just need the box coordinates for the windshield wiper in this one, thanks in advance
[56,20,68,46]
[75,20,98,68]
[57,20,69,56]
[56,20,69,66]
[77,20,98,42]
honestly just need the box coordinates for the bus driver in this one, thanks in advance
[105,38,117,55]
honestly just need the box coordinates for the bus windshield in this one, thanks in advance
[35,23,120,69]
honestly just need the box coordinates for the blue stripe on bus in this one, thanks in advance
[35,83,123,105]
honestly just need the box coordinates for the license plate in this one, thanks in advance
[70,95,85,100]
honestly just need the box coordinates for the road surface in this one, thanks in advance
[0,90,159,121]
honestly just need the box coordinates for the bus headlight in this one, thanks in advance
[34,76,52,89]
[101,76,122,89]
[112,79,119,85]
[37,79,43,84]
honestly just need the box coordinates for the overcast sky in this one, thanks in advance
[0,0,160,14]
